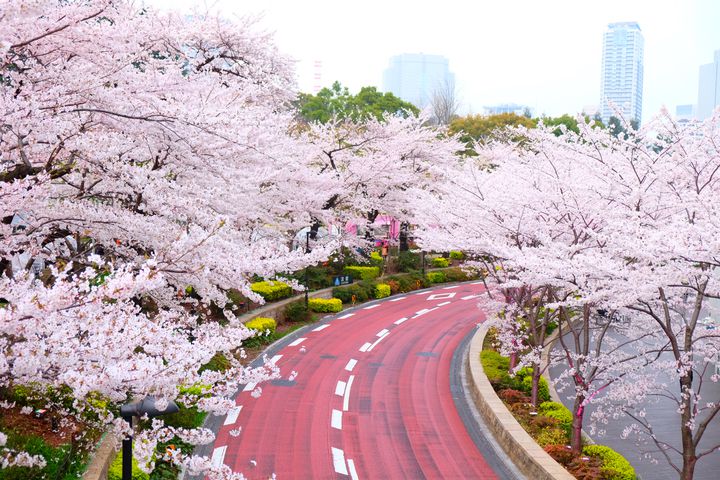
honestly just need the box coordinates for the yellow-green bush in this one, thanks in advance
[245,317,277,334]
[343,266,380,281]
[308,298,343,313]
[375,283,391,299]
[582,445,636,480]
[431,257,449,268]
[539,401,573,437]
[108,450,149,480]
[250,281,293,301]
[426,271,446,283]
[449,250,464,260]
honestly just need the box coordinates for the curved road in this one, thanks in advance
[201,282,517,479]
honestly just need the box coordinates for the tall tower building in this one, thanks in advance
[599,22,644,125]
[697,49,720,120]
[382,54,454,110]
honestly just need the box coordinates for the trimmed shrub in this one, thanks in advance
[162,404,207,429]
[284,300,310,322]
[199,352,231,373]
[522,375,551,402]
[539,401,573,437]
[375,283,391,299]
[398,251,420,272]
[449,250,464,260]
[431,257,449,268]
[333,283,371,303]
[582,445,636,480]
[109,450,149,480]
[388,273,427,292]
[536,427,568,447]
[443,267,475,282]
[308,298,343,313]
[426,271,446,283]
[250,281,292,301]
[544,445,577,466]
[369,251,384,268]
[386,280,401,295]
[245,317,277,334]
[343,265,380,281]
[498,388,528,404]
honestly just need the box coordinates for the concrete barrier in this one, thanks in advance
[466,323,575,480]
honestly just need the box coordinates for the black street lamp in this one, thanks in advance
[120,396,179,480]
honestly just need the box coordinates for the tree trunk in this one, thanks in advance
[680,375,697,480]
[530,365,541,407]
[571,394,585,453]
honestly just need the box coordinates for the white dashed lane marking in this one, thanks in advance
[343,375,355,411]
[359,342,372,352]
[242,382,256,392]
[331,447,349,475]
[338,313,355,319]
[345,359,358,371]
[335,381,347,396]
[442,285,459,290]
[366,332,389,352]
[461,294,482,300]
[223,406,242,425]
[437,301,451,307]
[211,446,227,468]
[313,324,330,331]
[331,409,343,430]
[414,307,439,318]
[348,458,359,480]
[288,337,306,347]
[393,317,408,325]
[363,304,380,310]
[389,296,407,302]
[270,354,282,364]
[376,328,389,337]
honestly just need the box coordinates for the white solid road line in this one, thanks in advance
[359,342,371,352]
[211,446,227,468]
[345,358,358,371]
[288,337,306,347]
[442,285,459,290]
[343,375,355,411]
[223,406,242,425]
[269,354,283,364]
[437,301,451,307]
[389,296,406,302]
[313,324,330,331]
[338,313,355,319]
[366,332,389,352]
[363,304,380,309]
[393,317,408,325]
[242,382,256,392]
[335,380,347,396]
[376,328,389,337]
[347,458,359,480]
[331,447,349,475]
[471,281,484,285]
[331,409,343,430]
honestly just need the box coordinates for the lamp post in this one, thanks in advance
[120,396,179,480]
[304,230,311,307]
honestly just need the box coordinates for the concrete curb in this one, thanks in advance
[466,323,575,480]
[81,433,117,480]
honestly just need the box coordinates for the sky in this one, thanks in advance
[148,0,720,122]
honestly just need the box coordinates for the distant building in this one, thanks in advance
[483,103,532,116]
[599,22,644,125]
[382,53,454,110]
[675,104,696,123]
[697,49,720,120]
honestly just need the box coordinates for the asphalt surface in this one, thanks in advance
[189,282,524,479]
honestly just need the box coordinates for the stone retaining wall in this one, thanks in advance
[466,323,575,480]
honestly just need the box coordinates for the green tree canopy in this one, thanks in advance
[448,113,537,154]
[296,81,419,124]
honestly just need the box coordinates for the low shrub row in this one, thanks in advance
[308,298,343,313]
[449,250,464,260]
[375,283,391,299]
[243,317,278,347]
[431,257,449,268]
[250,281,293,302]
[342,265,380,281]
[480,350,550,402]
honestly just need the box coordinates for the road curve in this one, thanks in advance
[203,282,513,479]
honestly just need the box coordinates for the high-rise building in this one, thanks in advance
[483,103,533,116]
[382,54,454,110]
[599,22,644,125]
[697,49,720,120]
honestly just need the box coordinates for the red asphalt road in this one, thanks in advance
[211,282,497,479]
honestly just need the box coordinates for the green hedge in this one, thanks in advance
[342,266,380,281]
[398,251,420,272]
[308,298,343,313]
[199,352,231,373]
[108,450,149,480]
[426,271,446,283]
[375,283,391,299]
[449,250,464,260]
[431,257,449,268]
[383,273,427,292]
[245,316,277,334]
[332,281,374,303]
[539,401,572,437]
[250,281,293,301]
[582,445,636,480]
[284,300,310,322]
[480,351,550,402]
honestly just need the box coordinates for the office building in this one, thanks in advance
[382,54,454,110]
[599,22,644,125]
[483,103,532,116]
[697,49,720,120]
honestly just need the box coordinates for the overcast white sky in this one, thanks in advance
[149,0,720,121]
